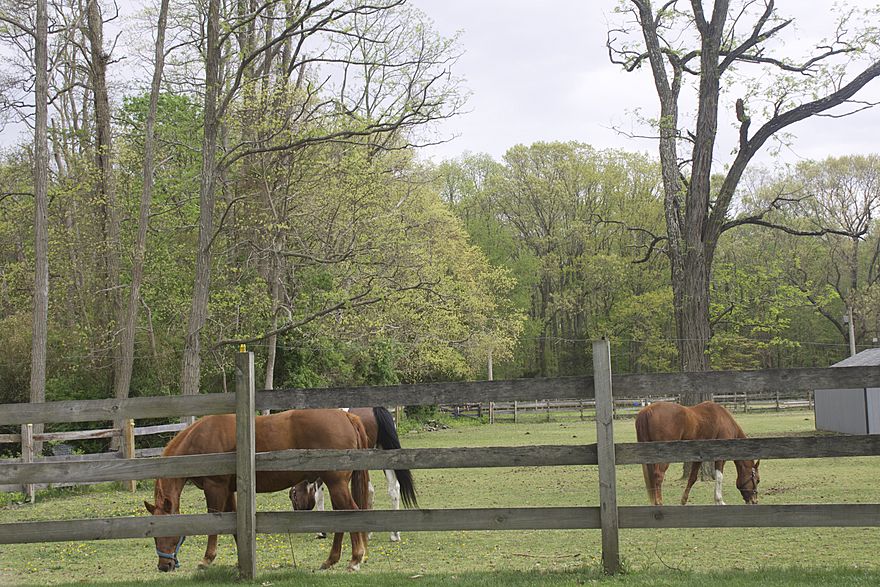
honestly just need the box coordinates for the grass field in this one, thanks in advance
[1,409,880,586]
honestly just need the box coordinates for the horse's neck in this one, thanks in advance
[155,477,185,511]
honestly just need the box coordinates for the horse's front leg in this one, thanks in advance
[319,533,345,571]
[200,487,234,569]
[714,461,726,505]
[680,462,700,505]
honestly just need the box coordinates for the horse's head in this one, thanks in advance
[144,497,185,572]
[735,460,760,504]
[289,480,318,511]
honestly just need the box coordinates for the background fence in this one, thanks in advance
[1,389,813,496]
[0,341,879,578]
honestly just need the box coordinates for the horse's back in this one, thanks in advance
[163,414,237,456]
[689,401,744,439]
[635,401,695,442]
[259,409,364,451]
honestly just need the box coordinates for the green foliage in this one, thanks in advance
[441,143,670,376]
[0,314,32,405]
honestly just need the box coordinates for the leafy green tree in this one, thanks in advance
[441,143,669,377]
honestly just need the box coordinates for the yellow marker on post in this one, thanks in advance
[240,344,246,353]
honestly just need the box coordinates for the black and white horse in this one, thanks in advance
[290,407,416,541]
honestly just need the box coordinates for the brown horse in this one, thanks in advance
[635,401,760,506]
[290,407,417,542]
[143,409,370,572]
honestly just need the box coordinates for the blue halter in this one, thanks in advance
[156,535,186,569]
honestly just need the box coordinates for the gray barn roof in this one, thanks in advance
[831,348,880,368]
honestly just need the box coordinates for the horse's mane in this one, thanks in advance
[154,421,199,503]
[718,405,748,439]
[162,419,198,457]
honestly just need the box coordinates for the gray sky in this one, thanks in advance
[408,0,880,167]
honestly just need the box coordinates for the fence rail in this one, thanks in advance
[0,350,879,578]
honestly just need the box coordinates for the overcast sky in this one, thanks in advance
[407,0,880,168]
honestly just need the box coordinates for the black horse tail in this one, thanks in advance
[373,406,418,509]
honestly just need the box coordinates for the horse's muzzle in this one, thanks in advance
[741,492,758,504]
[157,561,176,572]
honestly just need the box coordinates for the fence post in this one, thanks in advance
[21,423,35,502]
[235,348,257,580]
[592,339,619,574]
[123,419,136,492]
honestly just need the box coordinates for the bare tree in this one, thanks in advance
[609,0,880,397]
[180,0,221,400]
[31,0,49,457]
[113,0,171,429]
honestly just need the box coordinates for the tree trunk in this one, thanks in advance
[30,0,50,457]
[262,260,281,414]
[674,248,713,402]
[538,276,551,376]
[113,0,170,433]
[85,0,122,382]
[181,0,221,404]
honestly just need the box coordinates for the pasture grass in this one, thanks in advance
[2,409,880,586]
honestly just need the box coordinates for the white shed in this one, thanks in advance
[814,348,880,435]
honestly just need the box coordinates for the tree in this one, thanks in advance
[113,0,170,429]
[177,0,463,397]
[441,144,669,377]
[608,0,880,396]
[795,155,880,352]
[31,0,49,456]
[759,156,880,354]
[0,0,52,453]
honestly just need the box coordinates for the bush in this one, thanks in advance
[404,404,438,421]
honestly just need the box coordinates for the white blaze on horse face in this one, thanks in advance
[714,470,726,505]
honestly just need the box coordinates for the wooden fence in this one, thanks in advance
[1,342,879,578]
[450,390,812,423]
[0,421,187,496]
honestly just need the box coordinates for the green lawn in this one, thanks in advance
[1,409,879,586]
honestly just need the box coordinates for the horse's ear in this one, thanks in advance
[162,497,173,512]
[144,500,156,514]
[754,460,760,469]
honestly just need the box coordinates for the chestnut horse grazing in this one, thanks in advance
[635,401,760,506]
[290,407,417,542]
[143,409,370,572]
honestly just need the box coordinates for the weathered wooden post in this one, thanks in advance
[592,338,619,574]
[21,423,35,502]
[235,346,257,580]
[123,419,136,492]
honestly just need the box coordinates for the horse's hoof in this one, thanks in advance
[347,562,361,572]
[319,560,336,570]
[197,559,213,570]
[315,532,327,540]
[390,533,401,542]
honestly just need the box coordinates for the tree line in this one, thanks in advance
[0,1,878,425]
